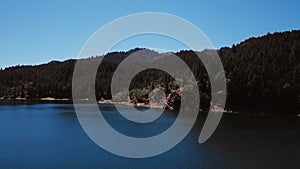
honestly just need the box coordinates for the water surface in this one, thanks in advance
[0,103,300,169]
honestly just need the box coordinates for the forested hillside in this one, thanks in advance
[0,30,299,114]
[220,30,300,113]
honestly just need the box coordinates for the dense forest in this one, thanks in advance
[0,30,299,114]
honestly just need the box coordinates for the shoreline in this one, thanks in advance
[98,100,165,109]
[0,98,299,117]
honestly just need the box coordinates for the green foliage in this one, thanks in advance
[129,88,149,103]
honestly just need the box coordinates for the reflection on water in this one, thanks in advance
[0,103,300,169]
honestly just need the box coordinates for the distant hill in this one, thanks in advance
[0,30,299,114]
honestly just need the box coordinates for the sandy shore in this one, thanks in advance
[98,100,164,109]
[40,97,70,101]
[0,97,71,101]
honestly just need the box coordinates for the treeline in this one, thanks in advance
[0,30,299,114]
[220,30,300,113]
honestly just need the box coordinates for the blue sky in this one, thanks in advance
[0,0,299,68]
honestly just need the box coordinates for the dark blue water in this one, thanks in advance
[1,103,300,169]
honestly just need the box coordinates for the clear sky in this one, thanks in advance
[0,0,299,68]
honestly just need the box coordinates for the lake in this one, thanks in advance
[0,103,300,169]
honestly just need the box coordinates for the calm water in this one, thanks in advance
[1,103,300,169]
